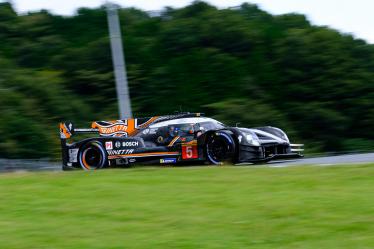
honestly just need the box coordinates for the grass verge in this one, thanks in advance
[0,164,373,249]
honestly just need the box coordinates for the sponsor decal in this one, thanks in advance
[92,119,142,137]
[122,141,139,147]
[68,148,79,162]
[107,149,134,156]
[92,121,130,137]
[160,158,177,164]
[99,124,127,134]
[91,116,158,137]
[105,141,113,150]
[115,141,121,148]
[129,158,136,163]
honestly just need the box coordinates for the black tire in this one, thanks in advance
[205,132,236,165]
[78,141,107,170]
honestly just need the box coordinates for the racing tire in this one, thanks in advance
[78,141,107,170]
[205,132,236,165]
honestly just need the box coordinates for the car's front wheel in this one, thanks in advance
[78,141,107,170]
[205,132,236,165]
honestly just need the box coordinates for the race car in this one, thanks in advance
[59,113,303,170]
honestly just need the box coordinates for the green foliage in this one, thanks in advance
[0,58,89,158]
[0,1,373,158]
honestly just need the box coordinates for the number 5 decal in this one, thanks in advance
[182,145,198,159]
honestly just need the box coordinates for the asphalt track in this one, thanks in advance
[0,153,373,172]
[265,152,374,167]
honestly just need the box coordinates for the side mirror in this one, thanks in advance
[194,129,203,138]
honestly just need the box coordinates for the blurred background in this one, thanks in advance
[0,0,373,159]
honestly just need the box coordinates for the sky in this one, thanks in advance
[4,0,374,43]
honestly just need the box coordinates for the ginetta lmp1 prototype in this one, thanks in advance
[59,113,303,170]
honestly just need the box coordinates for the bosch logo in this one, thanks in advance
[122,141,139,147]
[115,141,121,148]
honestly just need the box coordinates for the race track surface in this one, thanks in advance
[0,153,373,172]
[266,153,374,167]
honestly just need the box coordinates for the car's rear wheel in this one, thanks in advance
[206,132,236,165]
[78,141,107,170]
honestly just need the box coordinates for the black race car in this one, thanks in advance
[59,113,303,170]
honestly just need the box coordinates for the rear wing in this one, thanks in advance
[59,122,98,139]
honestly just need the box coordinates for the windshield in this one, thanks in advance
[168,123,196,136]
[136,118,226,138]
[199,121,225,131]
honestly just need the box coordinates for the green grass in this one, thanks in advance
[0,164,373,249]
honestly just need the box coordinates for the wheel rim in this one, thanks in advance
[207,136,230,163]
[81,146,103,170]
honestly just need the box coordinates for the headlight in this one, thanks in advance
[245,133,260,146]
